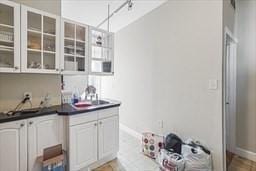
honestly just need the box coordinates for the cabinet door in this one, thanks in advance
[60,19,89,75]
[0,0,20,73]
[28,115,63,171]
[98,116,119,160]
[69,121,98,171]
[0,120,27,171]
[21,5,60,74]
[89,26,114,75]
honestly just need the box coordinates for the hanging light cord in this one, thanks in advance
[97,0,134,29]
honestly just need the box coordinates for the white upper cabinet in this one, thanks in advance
[0,0,20,73]
[89,27,114,75]
[60,19,89,74]
[21,5,60,74]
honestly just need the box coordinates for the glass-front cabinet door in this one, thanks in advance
[89,27,114,75]
[0,0,20,73]
[21,6,60,73]
[61,19,89,74]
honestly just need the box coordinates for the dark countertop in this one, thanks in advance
[0,99,121,124]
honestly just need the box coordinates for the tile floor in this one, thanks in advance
[94,130,159,171]
[94,130,256,171]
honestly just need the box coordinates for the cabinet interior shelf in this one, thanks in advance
[0,39,14,43]
[44,50,56,54]
[0,23,14,29]
[44,33,56,37]
[28,48,41,52]
[0,46,14,52]
[64,37,85,43]
[28,29,41,34]
[91,57,111,62]
[92,44,111,49]
[64,53,85,58]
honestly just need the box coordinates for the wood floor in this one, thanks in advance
[227,151,256,171]
[93,159,126,171]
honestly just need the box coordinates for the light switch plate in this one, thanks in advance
[208,79,218,90]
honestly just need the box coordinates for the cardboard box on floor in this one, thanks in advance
[37,144,65,170]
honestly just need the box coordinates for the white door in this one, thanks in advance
[0,0,20,73]
[98,116,119,160]
[28,115,62,171]
[0,120,27,171]
[69,121,98,171]
[21,5,60,74]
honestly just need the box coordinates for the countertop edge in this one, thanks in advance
[0,101,121,124]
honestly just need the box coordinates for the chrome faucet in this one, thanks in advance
[85,85,98,102]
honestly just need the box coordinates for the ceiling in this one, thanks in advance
[61,0,167,32]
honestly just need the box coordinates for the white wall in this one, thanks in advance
[236,0,256,153]
[101,0,224,170]
[61,0,166,32]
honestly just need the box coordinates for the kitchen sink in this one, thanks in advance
[91,100,110,105]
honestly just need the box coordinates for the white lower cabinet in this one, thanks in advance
[68,107,119,171]
[98,116,119,160]
[0,107,119,171]
[69,121,98,171]
[0,120,27,171]
[28,114,63,171]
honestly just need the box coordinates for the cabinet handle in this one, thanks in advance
[29,121,33,125]
[94,123,97,126]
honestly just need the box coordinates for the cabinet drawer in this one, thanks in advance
[98,107,119,119]
[69,111,98,126]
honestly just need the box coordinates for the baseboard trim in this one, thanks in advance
[236,147,256,162]
[120,123,142,140]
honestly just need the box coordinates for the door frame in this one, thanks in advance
[223,27,238,171]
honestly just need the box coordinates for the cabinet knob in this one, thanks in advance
[99,121,102,125]
[61,69,64,72]
[55,68,59,71]
[20,123,25,127]
[94,123,97,126]
[14,66,19,70]
[29,121,33,125]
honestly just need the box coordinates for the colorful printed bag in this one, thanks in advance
[142,132,164,159]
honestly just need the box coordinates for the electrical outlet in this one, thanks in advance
[24,92,32,100]
[158,120,164,129]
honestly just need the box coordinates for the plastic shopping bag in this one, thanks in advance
[157,149,185,171]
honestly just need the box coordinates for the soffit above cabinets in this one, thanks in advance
[61,0,167,32]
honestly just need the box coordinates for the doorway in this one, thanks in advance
[223,27,237,171]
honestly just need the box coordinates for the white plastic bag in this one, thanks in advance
[182,140,212,171]
[157,149,185,171]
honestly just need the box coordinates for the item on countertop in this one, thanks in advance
[102,61,112,73]
[142,132,164,159]
[0,31,14,42]
[165,133,183,154]
[74,101,92,108]
[37,144,66,171]
[96,35,102,46]
[157,149,185,171]
[182,139,212,171]
[29,61,41,69]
